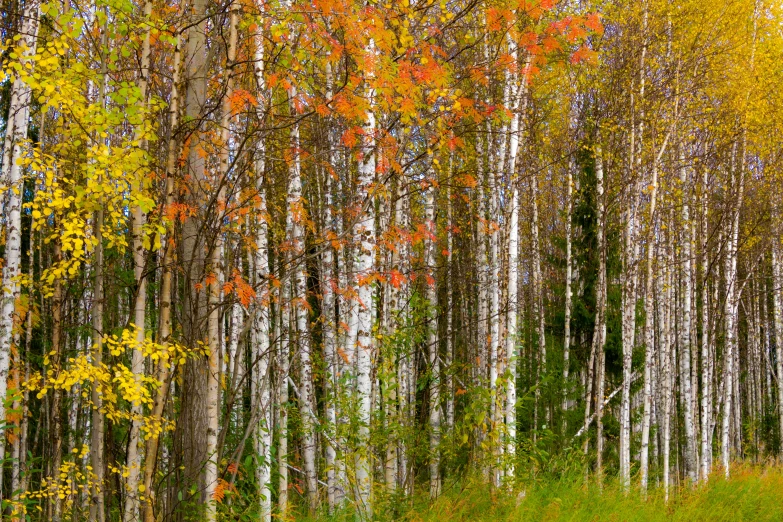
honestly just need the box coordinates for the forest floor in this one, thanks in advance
[308,464,783,521]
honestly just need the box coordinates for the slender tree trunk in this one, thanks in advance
[699,166,713,481]
[354,38,377,519]
[173,0,211,515]
[531,168,547,430]
[661,230,673,502]
[277,293,290,517]
[640,144,661,492]
[394,180,412,494]
[562,160,573,433]
[0,2,40,499]
[322,60,341,511]
[142,36,180,522]
[88,20,111,522]
[251,134,273,521]
[124,2,153,518]
[445,179,455,433]
[476,123,489,474]
[90,209,106,522]
[489,165,502,478]
[249,10,274,520]
[50,242,64,522]
[678,143,697,484]
[722,143,743,479]
[425,179,441,498]
[503,45,524,480]
[594,145,607,482]
[620,80,638,490]
[771,221,783,456]
[284,79,319,511]
[505,178,519,478]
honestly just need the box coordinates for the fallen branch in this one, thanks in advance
[573,372,639,440]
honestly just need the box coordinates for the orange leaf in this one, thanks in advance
[585,13,604,34]
[389,269,405,289]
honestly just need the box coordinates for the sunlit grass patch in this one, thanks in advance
[309,464,783,521]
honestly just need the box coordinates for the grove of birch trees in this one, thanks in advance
[2,0,783,519]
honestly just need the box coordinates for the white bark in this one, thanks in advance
[322,60,341,511]
[354,37,377,519]
[722,145,743,478]
[141,35,181,522]
[619,170,638,490]
[505,179,519,477]
[0,1,41,498]
[489,165,502,480]
[678,146,697,484]
[699,166,713,481]
[277,297,290,516]
[394,179,412,494]
[89,21,110,522]
[124,2,153,518]
[639,130,669,491]
[594,145,607,480]
[771,224,783,457]
[562,160,573,432]
[504,47,523,478]
[250,8,273,521]
[531,169,547,430]
[425,179,441,498]
[445,178,455,433]
[640,154,659,492]
[661,229,673,501]
[251,181,273,522]
[285,79,319,511]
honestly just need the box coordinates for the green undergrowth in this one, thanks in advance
[307,464,783,521]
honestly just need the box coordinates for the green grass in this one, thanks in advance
[313,465,783,521]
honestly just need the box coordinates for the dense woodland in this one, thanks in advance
[2,0,783,519]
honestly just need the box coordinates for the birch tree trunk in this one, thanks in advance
[90,201,106,522]
[50,246,64,522]
[284,78,319,512]
[699,165,713,481]
[445,178,455,433]
[661,229,673,502]
[322,60,342,511]
[395,179,412,494]
[124,2,153,518]
[678,144,697,484]
[89,21,110,522]
[252,152,273,522]
[619,79,639,490]
[722,143,743,479]
[277,291,290,517]
[562,160,573,433]
[489,156,502,481]
[476,123,490,473]
[248,9,274,520]
[0,1,40,496]
[142,37,180,522]
[504,47,522,478]
[425,179,441,498]
[531,167,547,430]
[354,37,377,519]
[640,145,661,492]
[771,221,783,456]
[594,145,607,482]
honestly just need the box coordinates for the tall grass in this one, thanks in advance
[307,464,783,521]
